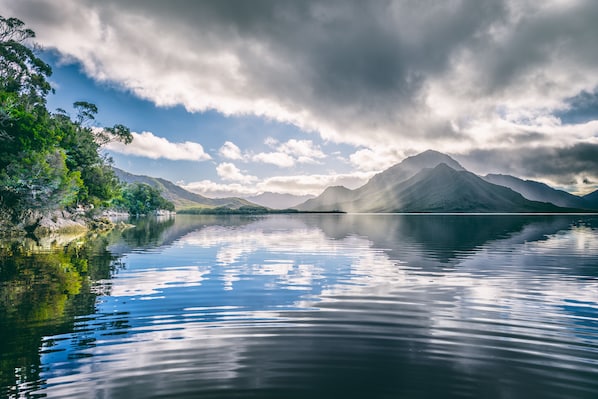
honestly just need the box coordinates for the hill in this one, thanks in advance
[113,168,255,210]
[296,151,577,213]
[296,186,355,212]
[583,189,598,209]
[483,174,588,209]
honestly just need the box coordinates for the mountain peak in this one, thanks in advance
[400,150,465,171]
[356,150,464,196]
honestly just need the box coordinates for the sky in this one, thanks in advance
[3,0,598,197]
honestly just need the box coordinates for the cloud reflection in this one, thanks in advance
[37,215,598,398]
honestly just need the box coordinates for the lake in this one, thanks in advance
[1,214,598,398]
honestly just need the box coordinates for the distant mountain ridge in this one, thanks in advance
[295,150,591,213]
[113,168,255,210]
[113,150,598,214]
[245,192,315,209]
[483,174,590,209]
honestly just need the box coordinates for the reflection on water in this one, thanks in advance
[1,214,598,398]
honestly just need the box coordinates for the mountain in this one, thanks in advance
[113,168,255,210]
[245,192,315,209]
[483,174,588,209]
[357,149,465,196]
[295,151,575,213]
[297,150,466,212]
[583,189,598,209]
[296,186,354,212]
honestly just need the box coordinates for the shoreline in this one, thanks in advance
[0,209,136,239]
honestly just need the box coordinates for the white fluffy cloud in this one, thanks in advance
[251,152,295,168]
[219,138,327,168]
[105,131,211,161]
[216,162,257,182]
[183,171,375,197]
[349,147,405,172]
[272,138,325,161]
[218,141,243,160]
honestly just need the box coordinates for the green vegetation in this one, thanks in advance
[0,16,174,233]
[0,15,130,228]
[114,183,175,216]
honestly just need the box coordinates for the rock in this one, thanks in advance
[87,217,115,231]
[32,212,88,236]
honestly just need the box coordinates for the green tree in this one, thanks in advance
[0,15,133,229]
[0,16,52,103]
[118,183,175,215]
[0,150,83,221]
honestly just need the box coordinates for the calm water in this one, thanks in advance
[1,214,598,398]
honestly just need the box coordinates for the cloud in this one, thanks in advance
[182,180,259,198]
[183,171,375,197]
[254,138,326,167]
[349,147,405,172]
[105,131,211,161]
[5,0,598,182]
[216,162,257,182]
[251,152,295,168]
[275,139,325,160]
[222,138,326,168]
[218,141,243,160]
[458,142,598,194]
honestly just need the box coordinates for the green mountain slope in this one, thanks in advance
[113,168,255,210]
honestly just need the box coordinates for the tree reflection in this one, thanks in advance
[0,222,154,395]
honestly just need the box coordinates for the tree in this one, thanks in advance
[0,16,52,104]
[118,183,175,215]
[0,16,56,170]
[0,15,133,230]
[0,149,83,222]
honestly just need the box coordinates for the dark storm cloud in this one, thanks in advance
[460,143,598,185]
[3,0,598,190]
[67,0,510,140]
[8,1,598,134]
[466,2,598,96]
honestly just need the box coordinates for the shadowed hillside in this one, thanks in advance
[113,168,255,210]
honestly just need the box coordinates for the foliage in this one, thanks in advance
[0,149,84,222]
[116,183,175,215]
[0,15,137,228]
[0,16,51,104]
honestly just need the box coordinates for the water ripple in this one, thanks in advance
[3,214,597,398]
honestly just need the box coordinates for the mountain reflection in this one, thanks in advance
[2,214,598,398]
[307,214,588,263]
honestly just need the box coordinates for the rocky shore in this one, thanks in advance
[0,209,134,238]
